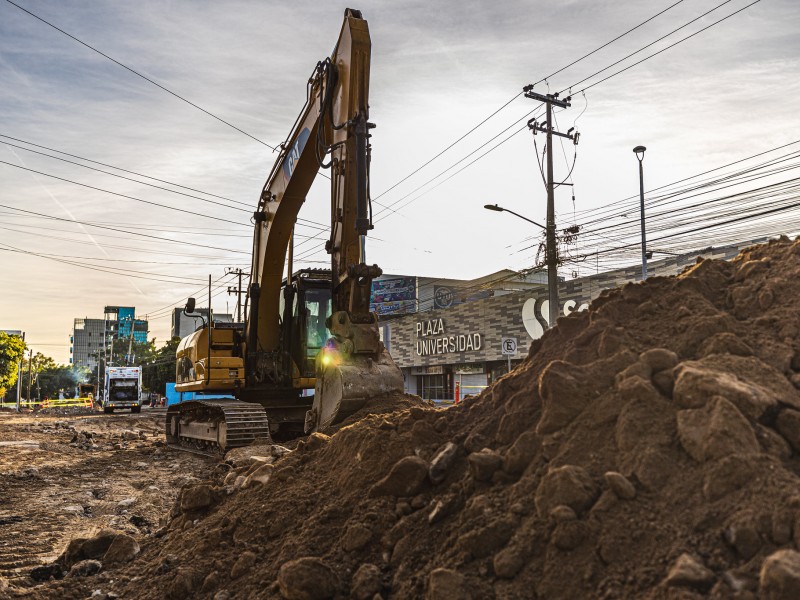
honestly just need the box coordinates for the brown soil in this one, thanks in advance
[0,409,211,595]
[8,236,800,600]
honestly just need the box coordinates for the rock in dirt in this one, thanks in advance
[277,557,338,600]
[68,559,102,577]
[225,444,281,466]
[502,431,539,475]
[427,567,469,600]
[428,442,459,485]
[102,534,140,565]
[243,463,274,488]
[342,523,373,552]
[351,563,382,600]
[467,448,502,482]
[30,563,66,582]
[369,456,428,497]
[180,484,216,512]
[603,471,636,500]
[760,549,800,600]
[63,529,120,565]
[665,553,715,590]
[230,551,256,580]
[775,409,800,452]
[535,464,598,517]
[493,544,526,579]
[676,396,760,463]
[672,362,776,420]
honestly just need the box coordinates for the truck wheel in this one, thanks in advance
[131,406,141,414]
[104,407,114,414]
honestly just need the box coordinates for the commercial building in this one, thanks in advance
[370,269,550,317]
[70,307,148,369]
[171,308,234,339]
[70,318,105,369]
[381,241,757,402]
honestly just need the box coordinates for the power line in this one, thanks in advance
[0,204,251,255]
[0,241,210,284]
[0,224,246,260]
[534,0,690,87]
[0,160,250,227]
[0,134,252,207]
[372,0,691,206]
[371,0,761,225]
[3,0,278,150]
[565,0,762,95]
[1,139,254,214]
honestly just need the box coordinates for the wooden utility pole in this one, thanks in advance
[26,348,33,403]
[523,86,580,327]
[226,267,250,323]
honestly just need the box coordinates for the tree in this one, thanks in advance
[109,337,156,366]
[20,352,56,400]
[0,331,26,398]
[37,365,80,399]
[142,337,180,395]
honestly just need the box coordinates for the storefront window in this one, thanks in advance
[417,374,452,401]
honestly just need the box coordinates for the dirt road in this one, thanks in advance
[0,407,211,593]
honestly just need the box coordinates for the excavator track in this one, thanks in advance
[165,399,271,456]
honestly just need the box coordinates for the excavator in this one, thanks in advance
[166,8,403,453]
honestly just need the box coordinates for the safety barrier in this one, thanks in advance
[0,400,42,408]
[40,396,94,409]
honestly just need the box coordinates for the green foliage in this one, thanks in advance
[0,331,26,397]
[37,365,80,399]
[110,338,157,366]
[142,337,180,395]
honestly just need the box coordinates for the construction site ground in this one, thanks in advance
[3,237,800,600]
[0,408,210,595]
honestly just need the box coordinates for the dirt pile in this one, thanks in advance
[20,236,800,599]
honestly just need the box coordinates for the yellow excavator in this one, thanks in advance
[166,8,403,453]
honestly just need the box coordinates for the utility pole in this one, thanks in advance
[127,318,135,366]
[16,332,25,411]
[633,145,648,279]
[26,348,32,404]
[226,267,249,323]
[523,86,580,327]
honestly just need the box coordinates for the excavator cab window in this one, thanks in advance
[303,288,332,359]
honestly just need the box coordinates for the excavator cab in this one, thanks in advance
[281,270,333,387]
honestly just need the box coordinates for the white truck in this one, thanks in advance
[103,366,142,414]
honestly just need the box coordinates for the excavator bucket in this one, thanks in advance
[307,346,403,432]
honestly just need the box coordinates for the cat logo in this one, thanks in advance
[282,128,311,182]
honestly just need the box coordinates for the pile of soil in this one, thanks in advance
[23,237,800,599]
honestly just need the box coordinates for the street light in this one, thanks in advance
[483,204,546,230]
[633,145,648,280]
[484,203,557,326]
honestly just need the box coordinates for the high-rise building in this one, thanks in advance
[70,318,105,369]
[70,307,148,369]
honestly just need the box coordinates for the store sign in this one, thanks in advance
[372,277,417,303]
[433,286,454,309]
[415,318,482,356]
[370,300,417,316]
[522,297,590,341]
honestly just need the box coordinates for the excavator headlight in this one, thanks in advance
[319,347,340,368]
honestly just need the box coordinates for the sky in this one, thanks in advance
[1,0,798,363]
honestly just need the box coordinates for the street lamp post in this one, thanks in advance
[633,145,648,280]
[484,204,558,326]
